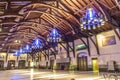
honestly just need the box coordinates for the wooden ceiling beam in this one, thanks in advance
[45,15,69,32]
[25,9,74,31]
[0,14,23,19]
[97,0,111,10]
[10,21,52,32]
[42,15,67,33]
[20,2,80,25]
[0,22,18,25]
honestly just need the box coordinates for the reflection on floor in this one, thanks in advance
[0,69,105,80]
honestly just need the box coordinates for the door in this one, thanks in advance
[0,60,4,69]
[18,60,26,69]
[7,60,15,69]
[92,58,99,72]
[77,56,88,71]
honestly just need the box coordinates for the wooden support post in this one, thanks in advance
[40,51,46,60]
[89,36,100,55]
[43,51,46,60]
[48,50,49,60]
[56,0,59,8]
[95,36,100,55]
[40,52,41,61]
[86,38,91,56]
[44,50,49,60]
[67,42,74,52]
[59,42,67,51]
[59,42,71,60]
[37,52,40,69]
[66,42,70,61]
[49,48,56,59]
[17,56,19,62]
[31,53,34,62]
[79,38,88,48]
[6,46,10,62]
[36,52,39,61]
[27,53,32,61]
[114,29,120,40]
[72,40,75,58]
[27,53,28,62]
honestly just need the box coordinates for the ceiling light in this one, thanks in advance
[80,8,105,30]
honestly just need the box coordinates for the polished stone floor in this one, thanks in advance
[0,69,105,80]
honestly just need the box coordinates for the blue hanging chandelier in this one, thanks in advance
[19,48,24,54]
[13,51,20,56]
[23,44,32,53]
[47,29,61,42]
[80,8,105,30]
[32,39,43,49]
[13,48,23,56]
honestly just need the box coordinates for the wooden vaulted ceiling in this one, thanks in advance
[0,0,120,53]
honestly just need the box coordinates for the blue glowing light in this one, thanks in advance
[36,39,39,45]
[24,44,31,53]
[47,29,61,42]
[19,48,23,54]
[86,8,95,20]
[13,51,19,56]
[32,39,42,49]
[80,8,104,30]
[26,45,29,50]
[15,51,18,55]
[50,29,59,38]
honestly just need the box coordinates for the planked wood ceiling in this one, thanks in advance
[0,0,119,53]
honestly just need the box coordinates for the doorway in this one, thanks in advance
[18,60,26,69]
[77,53,88,71]
[0,60,4,69]
[7,60,15,69]
[57,62,70,70]
[92,58,99,72]
[50,60,54,69]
